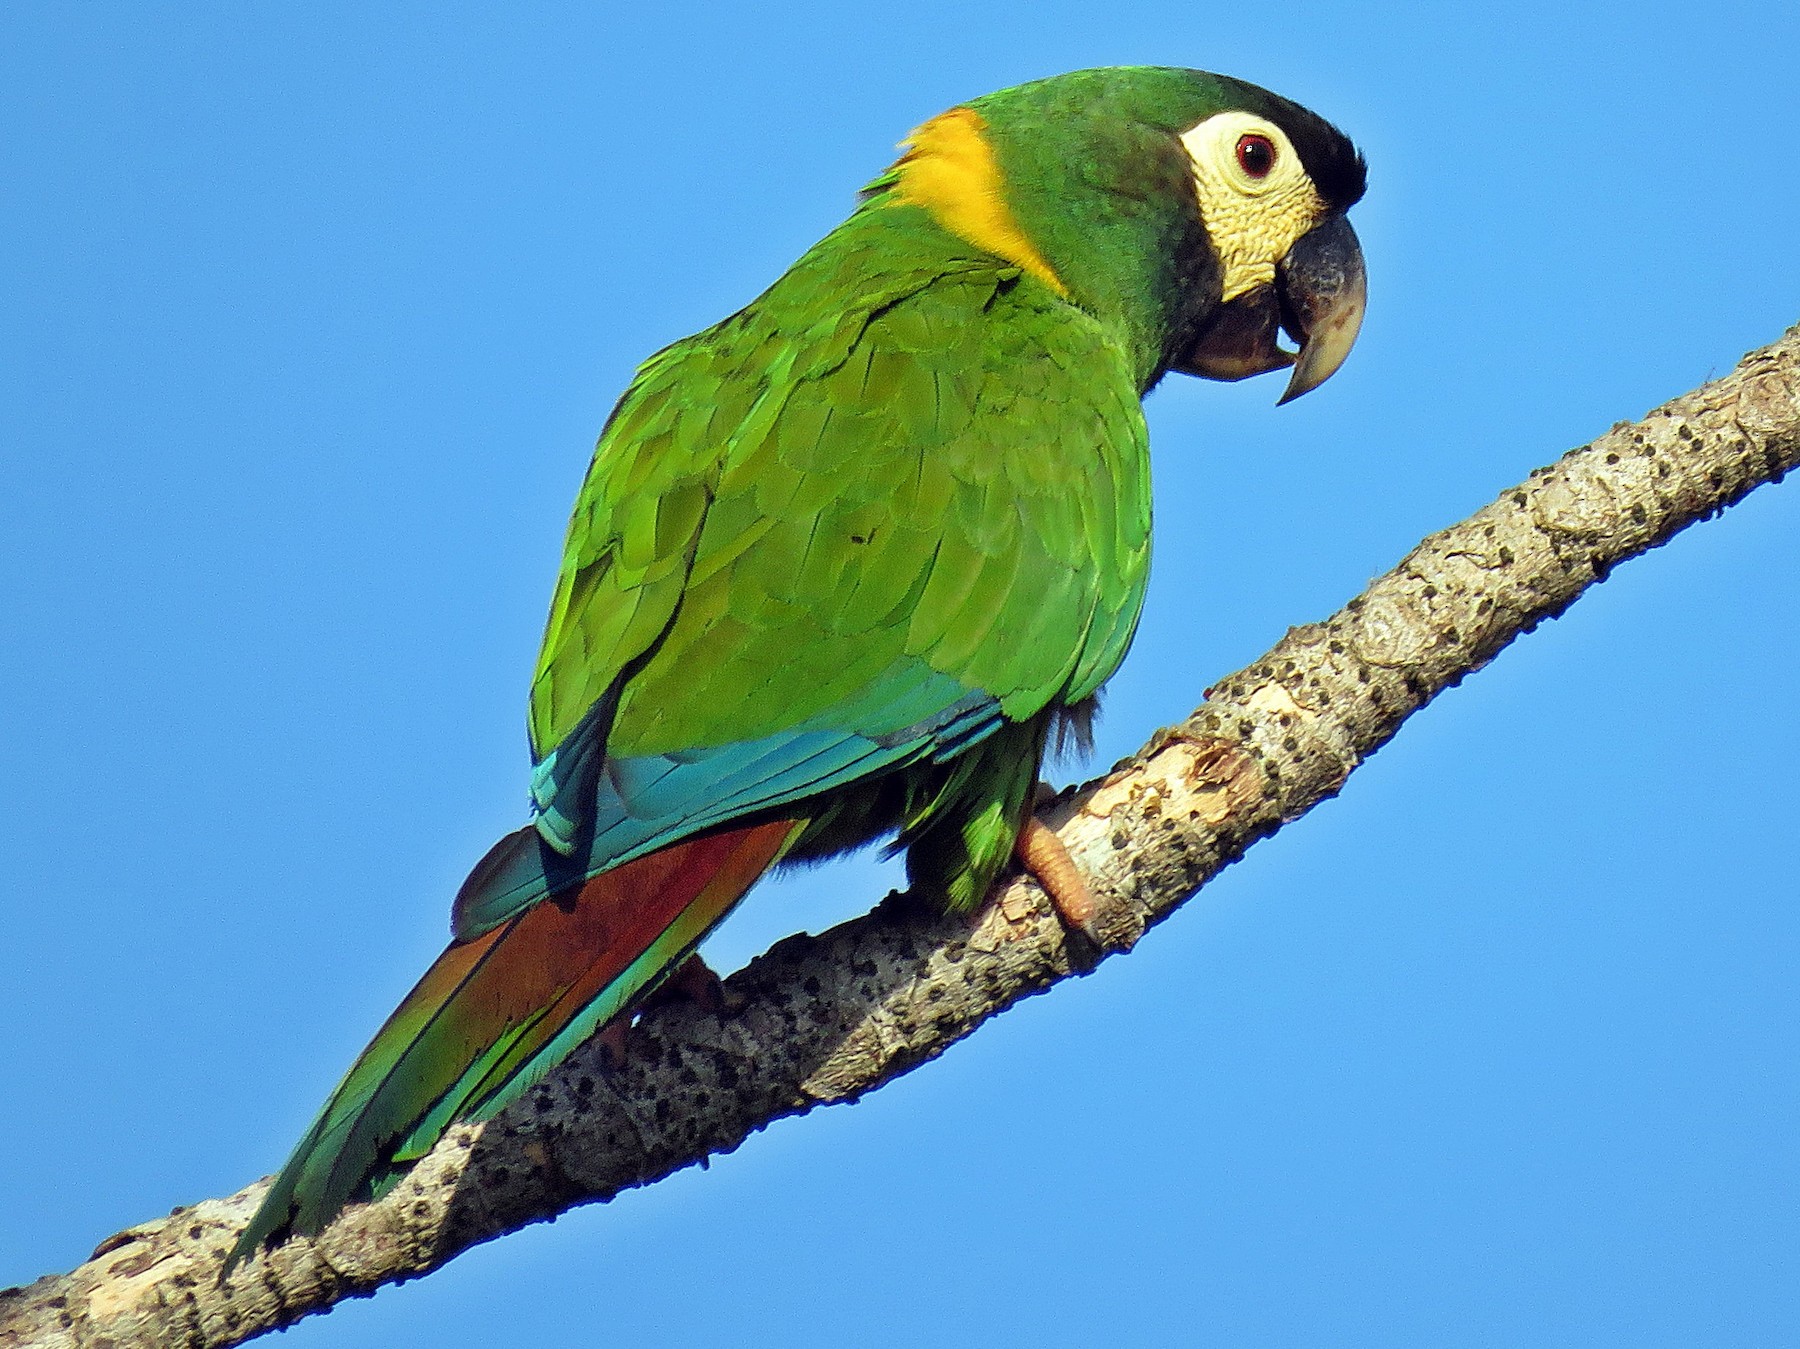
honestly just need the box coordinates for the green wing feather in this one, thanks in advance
[532,201,1151,814]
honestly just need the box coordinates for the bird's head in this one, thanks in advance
[885,67,1367,399]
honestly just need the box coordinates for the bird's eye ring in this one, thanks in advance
[1235,133,1276,179]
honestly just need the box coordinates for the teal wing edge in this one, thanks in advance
[461,208,1151,939]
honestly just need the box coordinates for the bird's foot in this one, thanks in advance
[645,952,745,1016]
[596,1018,632,1071]
[1013,790,1099,942]
[600,955,741,1071]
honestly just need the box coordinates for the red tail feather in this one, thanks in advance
[229,817,802,1263]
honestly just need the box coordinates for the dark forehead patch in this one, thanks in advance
[1279,109,1367,209]
[1235,82,1366,209]
[1159,69,1364,210]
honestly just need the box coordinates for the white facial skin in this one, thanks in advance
[1178,111,1326,303]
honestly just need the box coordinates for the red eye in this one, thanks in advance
[1236,133,1276,178]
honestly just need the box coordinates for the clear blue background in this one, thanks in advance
[4,4,1798,1344]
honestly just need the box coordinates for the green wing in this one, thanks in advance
[495,205,1149,930]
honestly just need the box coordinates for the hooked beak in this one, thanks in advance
[1173,214,1366,404]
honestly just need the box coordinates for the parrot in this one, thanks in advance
[227,64,1367,1266]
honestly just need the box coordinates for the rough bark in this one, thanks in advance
[5,326,1798,1349]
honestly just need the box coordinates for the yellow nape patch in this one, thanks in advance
[890,107,1066,295]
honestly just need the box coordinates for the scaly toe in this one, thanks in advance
[1014,813,1099,943]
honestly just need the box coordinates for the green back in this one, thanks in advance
[528,201,1151,780]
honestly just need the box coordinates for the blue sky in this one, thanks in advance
[4,3,1798,1344]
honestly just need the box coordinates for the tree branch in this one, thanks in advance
[6,326,1798,1349]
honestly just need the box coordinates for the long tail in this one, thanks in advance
[227,818,802,1269]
